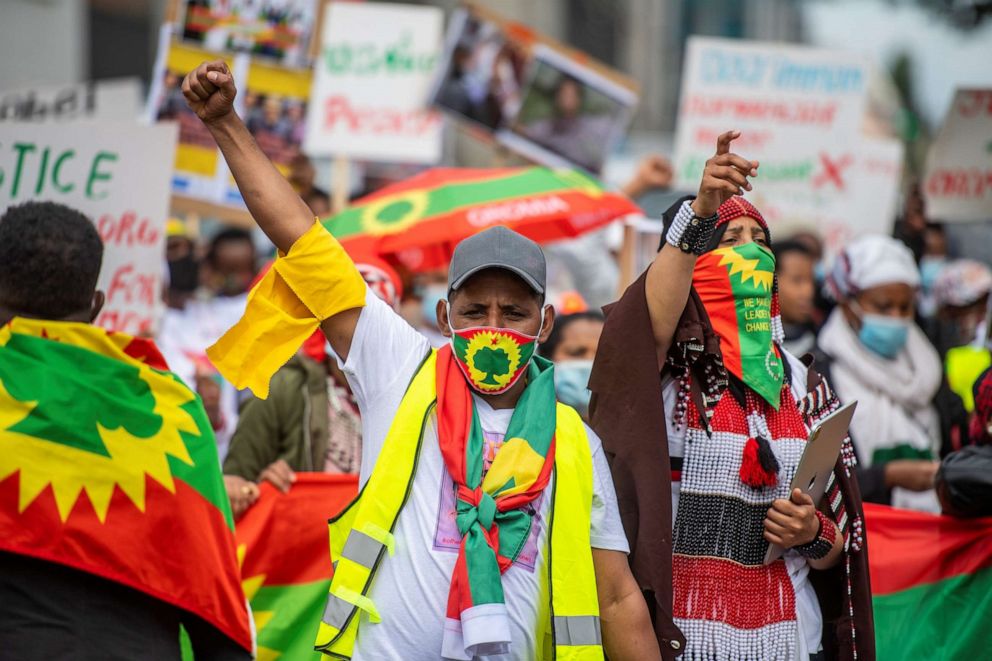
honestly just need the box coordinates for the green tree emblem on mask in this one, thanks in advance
[472,347,511,385]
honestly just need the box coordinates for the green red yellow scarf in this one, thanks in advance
[435,344,556,659]
[692,242,785,408]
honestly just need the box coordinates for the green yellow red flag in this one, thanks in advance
[235,474,358,660]
[0,318,251,651]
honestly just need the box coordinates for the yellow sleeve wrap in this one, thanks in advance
[206,221,366,399]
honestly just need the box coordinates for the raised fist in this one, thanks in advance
[182,59,237,124]
[692,130,759,218]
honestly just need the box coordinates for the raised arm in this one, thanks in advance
[644,131,758,362]
[182,60,313,252]
[184,60,363,360]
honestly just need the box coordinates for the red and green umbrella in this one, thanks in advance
[865,503,992,659]
[322,167,641,272]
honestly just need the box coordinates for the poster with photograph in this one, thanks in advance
[303,1,443,163]
[148,25,311,207]
[427,4,639,174]
[148,37,241,204]
[497,46,637,174]
[924,89,992,223]
[429,6,527,132]
[0,121,178,335]
[176,0,317,67]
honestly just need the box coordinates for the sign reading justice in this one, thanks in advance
[0,121,178,335]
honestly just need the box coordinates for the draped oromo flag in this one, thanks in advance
[865,503,992,660]
[323,166,641,272]
[236,474,359,660]
[0,318,251,651]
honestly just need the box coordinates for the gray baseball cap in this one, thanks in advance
[448,226,546,296]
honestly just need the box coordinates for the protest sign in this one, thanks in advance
[673,37,881,251]
[756,136,905,253]
[148,34,241,204]
[148,26,311,211]
[172,0,318,68]
[303,1,443,163]
[0,78,143,123]
[429,3,639,174]
[924,89,992,222]
[0,121,178,335]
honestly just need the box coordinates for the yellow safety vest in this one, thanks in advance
[314,351,603,660]
[946,345,992,413]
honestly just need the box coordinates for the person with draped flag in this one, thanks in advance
[180,59,660,660]
[0,201,251,659]
[588,131,875,661]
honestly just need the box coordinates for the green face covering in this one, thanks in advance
[692,242,785,408]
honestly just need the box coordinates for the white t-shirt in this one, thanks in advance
[335,290,629,661]
[663,351,823,657]
[157,297,245,461]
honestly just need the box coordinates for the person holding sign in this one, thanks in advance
[589,132,874,661]
[181,60,661,661]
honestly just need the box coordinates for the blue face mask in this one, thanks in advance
[919,257,946,292]
[419,284,447,330]
[858,313,910,359]
[813,261,827,284]
[554,359,594,415]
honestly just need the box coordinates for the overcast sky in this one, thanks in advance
[802,0,992,129]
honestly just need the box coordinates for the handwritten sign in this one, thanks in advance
[924,89,992,222]
[0,121,178,335]
[0,78,143,123]
[304,1,443,163]
[674,37,878,248]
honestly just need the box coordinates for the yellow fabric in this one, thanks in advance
[315,351,438,656]
[360,522,396,556]
[314,356,602,659]
[550,403,603,660]
[333,586,381,623]
[481,436,545,497]
[206,221,366,399]
[946,345,992,412]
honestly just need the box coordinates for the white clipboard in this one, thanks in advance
[763,401,858,565]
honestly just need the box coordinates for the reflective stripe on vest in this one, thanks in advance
[554,615,602,647]
[314,350,603,660]
[340,530,382,569]
[548,399,603,661]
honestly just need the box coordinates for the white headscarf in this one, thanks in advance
[826,235,920,301]
[819,234,940,512]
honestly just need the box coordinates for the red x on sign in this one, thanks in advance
[812,153,853,190]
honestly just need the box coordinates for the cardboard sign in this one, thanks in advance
[0,79,143,123]
[0,121,178,335]
[148,27,312,209]
[428,3,639,175]
[174,0,318,68]
[674,37,878,247]
[812,137,905,253]
[924,89,992,222]
[303,1,443,163]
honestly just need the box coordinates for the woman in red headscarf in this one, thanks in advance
[589,131,873,661]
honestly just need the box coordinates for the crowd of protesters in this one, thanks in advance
[159,156,992,524]
[3,55,991,661]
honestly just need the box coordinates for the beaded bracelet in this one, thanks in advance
[665,200,719,255]
[794,510,837,560]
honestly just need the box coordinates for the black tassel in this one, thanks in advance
[755,435,780,475]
